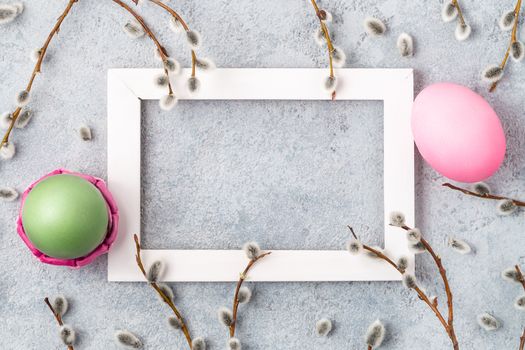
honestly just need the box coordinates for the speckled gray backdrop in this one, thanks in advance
[1,1,524,349]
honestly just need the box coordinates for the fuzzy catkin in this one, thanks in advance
[365,320,385,348]
[218,307,233,327]
[243,242,261,260]
[146,260,164,282]
[0,187,18,202]
[315,318,333,337]
[237,286,252,304]
[52,295,69,317]
[115,330,143,349]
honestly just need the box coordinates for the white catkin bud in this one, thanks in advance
[115,330,143,349]
[389,211,405,227]
[514,295,525,311]
[477,313,500,331]
[501,268,521,283]
[168,316,183,330]
[441,1,458,22]
[186,30,201,49]
[16,90,30,107]
[406,228,421,242]
[169,17,184,33]
[237,286,252,304]
[471,182,490,195]
[499,10,516,31]
[155,74,169,88]
[228,337,241,350]
[123,20,145,39]
[397,33,414,57]
[332,46,346,68]
[313,28,325,46]
[315,318,333,337]
[79,125,92,141]
[448,237,472,254]
[159,94,178,111]
[30,48,42,63]
[164,58,180,74]
[409,241,426,254]
[402,273,417,289]
[347,238,363,255]
[455,23,471,41]
[324,76,337,93]
[187,77,201,94]
[146,260,164,282]
[191,337,206,350]
[0,187,18,202]
[218,307,233,327]
[481,65,504,83]
[0,5,18,25]
[397,256,409,272]
[157,282,174,301]
[59,325,76,346]
[365,319,385,349]
[243,242,261,260]
[0,142,16,160]
[510,41,524,62]
[15,110,32,129]
[1,112,12,129]
[364,17,386,37]
[195,57,216,71]
[496,199,517,215]
[52,295,69,317]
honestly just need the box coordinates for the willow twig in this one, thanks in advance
[513,266,525,350]
[490,0,523,92]
[111,0,173,95]
[309,0,336,100]
[44,297,74,350]
[452,0,466,26]
[401,225,458,349]
[443,183,525,207]
[1,0,79,149]
[348,226,459,350]
[143,0,198,78]
[133,234,193,349]
[229,251,272,337]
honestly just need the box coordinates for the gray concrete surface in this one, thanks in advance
[0,0,524,349]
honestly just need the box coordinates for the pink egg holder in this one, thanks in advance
[16,169,119,268]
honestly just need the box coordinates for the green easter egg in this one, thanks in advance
[22,174,109,259]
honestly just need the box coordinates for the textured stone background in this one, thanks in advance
[1,0,524,349]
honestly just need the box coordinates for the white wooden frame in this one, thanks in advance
[107,68,414,282]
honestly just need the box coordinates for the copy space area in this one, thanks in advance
[141,100,384,249]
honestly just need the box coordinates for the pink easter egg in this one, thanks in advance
[412,83,505,183]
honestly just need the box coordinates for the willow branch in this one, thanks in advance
[520,328,525,350]
[452,0,466,26]
[309,0,336,100]
[515,265,525,293]
[1,0,78,148]
[145,0,198,77]
[443,183,525,207]
[44,297,74,350]
[490,0,522,92]
[133,234,193,349]
[349,226,459,350]
[111,0,173,95]
[229,251,272,337]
